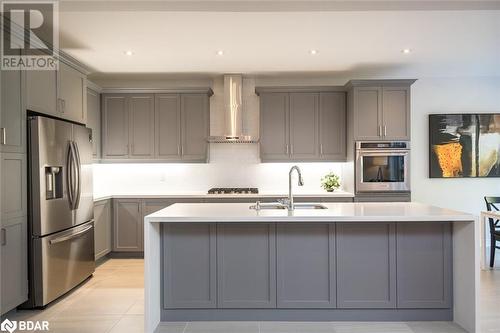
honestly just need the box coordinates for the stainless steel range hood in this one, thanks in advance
[209,75,258,143]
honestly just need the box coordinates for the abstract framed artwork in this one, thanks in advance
[429,113,500,178]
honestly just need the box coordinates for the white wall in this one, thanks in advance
[411,77,500,215]
[93,144,344,196]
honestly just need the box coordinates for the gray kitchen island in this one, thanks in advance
[144,202,479,333]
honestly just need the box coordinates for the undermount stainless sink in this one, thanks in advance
[249,202,327,210]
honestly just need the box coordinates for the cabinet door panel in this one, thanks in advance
[382,86,410,140]
[129,95,155,158]
[354,87,382,140]
[59,62,86,124]
[155,94,181,159]
[94,200,112,260]
[1,48,25,153]
[260,93,289,161]
[277,223,336,308]
[26,70,57,116]
[1,153,26,220]
[217,223,276,308]
[336,223,396,308]
[181,94,208,161]
[102,95,129,158]
[86,88,100,158]
[113,200,141,251]
[319,92,346,161]
[163,224,217,308]
[289,93,319,160]
[397,222,452,308]
[1,217,28,314]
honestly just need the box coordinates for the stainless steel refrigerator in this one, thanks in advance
[25,115,95,308]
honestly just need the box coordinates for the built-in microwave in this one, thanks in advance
[355,141,410,193]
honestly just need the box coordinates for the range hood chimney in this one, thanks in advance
[209,75,257,143]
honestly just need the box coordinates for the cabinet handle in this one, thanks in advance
[378,125,382,137]
[320,144,323,156]
[1,228,6,246]
[285,145,289,155]
[181,146,184,156]
[177,145,181,156]
[0,128,6,145]
[383,125,387,137]
[290,145,294,155]
[62,100,66,113]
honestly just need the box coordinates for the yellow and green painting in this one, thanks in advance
[429,114,500,178]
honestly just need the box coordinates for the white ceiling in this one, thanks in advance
[58,5,500,77]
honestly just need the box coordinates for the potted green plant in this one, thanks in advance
[321,172,341,192]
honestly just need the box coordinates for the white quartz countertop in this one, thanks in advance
[144,202,476,223]
[93,190,354,201]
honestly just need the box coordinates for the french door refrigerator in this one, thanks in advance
[25,115,95,308]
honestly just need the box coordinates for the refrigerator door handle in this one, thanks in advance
[49,224,93,245]
[72,141,82,210]
[66,142,75,209]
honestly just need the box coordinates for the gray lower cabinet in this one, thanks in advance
[276,223,336,308]
[113,199,142,252]
[163,224,217,308]
[86,87,101,159]
[336,222,396,308]
[217,223,276,308]
[396,222,452,308]
[1,51,25,154]
[129,94,155,158]
[102,95,129,158]
[1,217,28,314]
[94,199,112,260]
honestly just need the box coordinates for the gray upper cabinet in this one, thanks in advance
[129,95,155,158]
[1,217,28,314]
[347,80,415,141]
[1,50,25,153]
[26,70,58,116]
[58,62,86,124]
[396,222,452,309]
[336,222,396,308]
[289,93,319,160]
[259,93,289,161]
[163,223,217,308]
[94,199,112,260]
[155,94,181,159]
[217,223,276,308]
[86,87,101,159]
[113,199,142,252]
[382,86,411,140]
[102,95,129,158]
[258,88,346,162]
[276,223,336,308]
[27,61,87,124]
[319,92,346,160]
[102,92,210,162]
[181,94,209,161]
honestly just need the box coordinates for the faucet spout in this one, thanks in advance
[288,165,304,211]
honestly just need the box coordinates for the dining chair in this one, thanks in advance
[484,196,500,267]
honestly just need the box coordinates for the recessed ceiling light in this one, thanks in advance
[124,50,134,56]
[216,50,224,56]
[401,48,412,54]
[310,49,318,55]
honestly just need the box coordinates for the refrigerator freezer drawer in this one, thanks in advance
[32,221,95,306]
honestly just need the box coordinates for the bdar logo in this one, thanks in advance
[0,319,17,333]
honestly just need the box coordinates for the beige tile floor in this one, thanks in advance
[3,258,499,333]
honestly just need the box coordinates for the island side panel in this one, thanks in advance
[144,220,161,333]
[452,220,479,333]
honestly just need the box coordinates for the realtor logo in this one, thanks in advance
[1,0,59,70]
[0,319,17,333]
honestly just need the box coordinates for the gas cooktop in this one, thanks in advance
[207,187,259,195]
